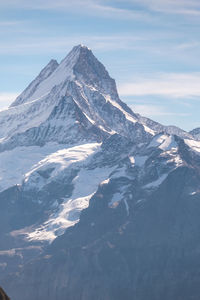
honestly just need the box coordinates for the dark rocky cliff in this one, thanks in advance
[0,287,10,300]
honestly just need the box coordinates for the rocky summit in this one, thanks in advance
[1,45,200,300]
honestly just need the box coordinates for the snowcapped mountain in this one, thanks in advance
[1,45,200,300]
[0,45,155,154]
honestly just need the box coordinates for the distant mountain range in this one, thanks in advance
[1,45,200,300]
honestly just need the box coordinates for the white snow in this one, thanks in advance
[101,178,110,185]
[159,135,177,151]
[27,167,112,242]
[0,143,100,193]
[16,46,82,105]
[0,143,66,192]
[129,156,135,165]
[190,191,197,195]
[184,139,200,153]
[166,154,183,167]
[0,45,156,148]
[104,95,138,124]
[148,134,168,148]
[142,124,155,135]
[0,92,58,139]
[24,143,101,190]
[148,134,177,152]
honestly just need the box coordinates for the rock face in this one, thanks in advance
[1,45,200,300]
[0,287,10,300]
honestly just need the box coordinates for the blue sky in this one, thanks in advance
[1,0,200,131]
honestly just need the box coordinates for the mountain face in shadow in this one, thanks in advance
[0,287,10,300]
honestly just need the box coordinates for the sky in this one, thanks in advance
[1,0,200,131]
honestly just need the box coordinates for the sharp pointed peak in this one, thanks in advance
[59,44,93,70]
[37,59,59,78]
[64,44,92,60]
[48,59,59,66]
[73,44,91,51]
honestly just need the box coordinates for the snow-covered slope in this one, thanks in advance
[11,59,59,107]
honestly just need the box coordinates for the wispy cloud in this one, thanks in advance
[0,21,21,26]
[125,0,200,16]
[0,93,19,110]
[89,3,151,20]
[118,73,200,99]
[130,104,190,117]
[0,0,151,20]
[1,0,200,21]
[0,35,148,55]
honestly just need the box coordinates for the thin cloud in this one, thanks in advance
[1,0,200,19]
[118,73,200,99]
[0,21,21,26]
[130,104,190,117]
[90,3,151,20]
[122,0,200,16]
[0,93,19,110]
[176,42,200,50]
[0,35,147,55]
[0,0,151,21]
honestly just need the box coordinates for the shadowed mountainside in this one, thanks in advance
[0,287,10,300]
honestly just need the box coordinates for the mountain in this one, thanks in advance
[190,127,200,140]
[1,45,200,300]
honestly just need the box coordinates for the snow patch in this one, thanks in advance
[190,191,197,195]
[104,95,137,124]
[24,143,100,190]
[148,134,177,152]
[148,134,168,148]
[0,143,67,192]
[185,139,200,153]
[129,156,135,165]
[18,46,81,104]
[159,136,177,151]
[27,167,112,242]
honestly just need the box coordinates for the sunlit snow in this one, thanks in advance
[27,167,112,242]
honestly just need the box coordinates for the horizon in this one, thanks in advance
[1,1,200,131]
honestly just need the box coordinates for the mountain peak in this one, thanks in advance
[74,44,91,50]
[10,58,59,107]
[39,59,59,77]
[10,45,119,107]
[59,44,92,70]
